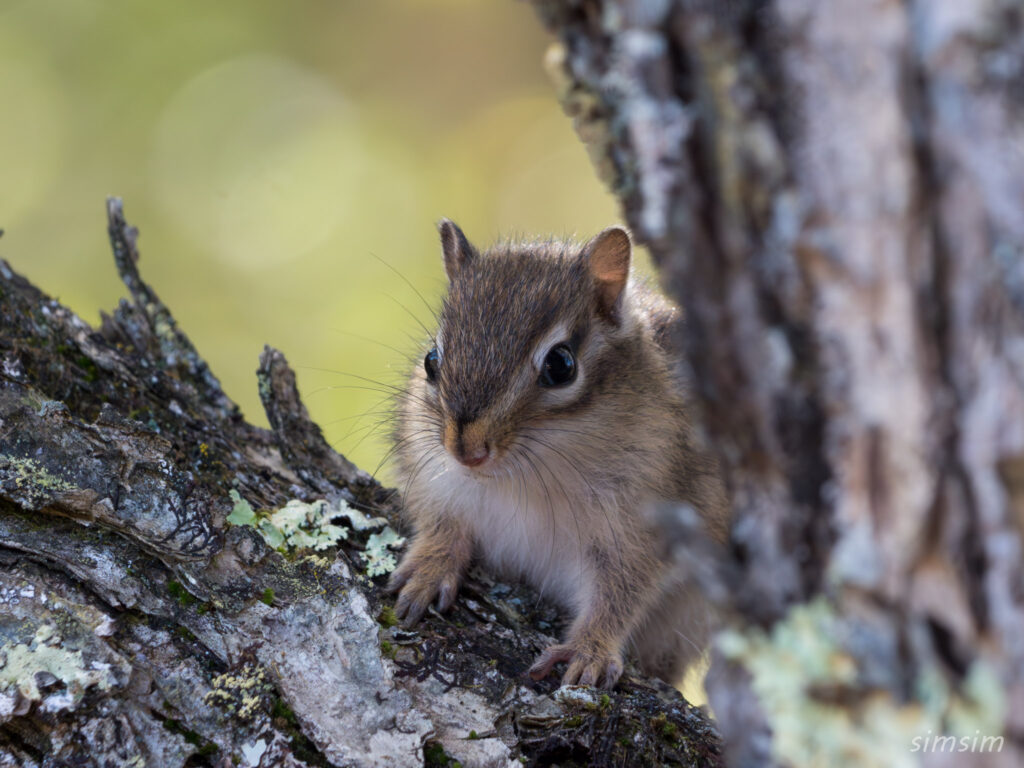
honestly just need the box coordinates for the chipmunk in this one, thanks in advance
[388,220,728,689]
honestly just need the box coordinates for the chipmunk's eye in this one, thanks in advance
[538,344,576,388]
[424,347,440,383]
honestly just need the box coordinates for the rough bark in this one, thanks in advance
[0,199,721,767]
[531,1,1024,766]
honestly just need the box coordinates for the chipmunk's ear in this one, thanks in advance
[583,226,631,323]
[438,219,477,281]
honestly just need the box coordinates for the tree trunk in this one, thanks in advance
[0,200,721,767]
[531,0,1024,766]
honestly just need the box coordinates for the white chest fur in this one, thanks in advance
[423,462,597,612]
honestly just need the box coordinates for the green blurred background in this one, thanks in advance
[0,0,635,481]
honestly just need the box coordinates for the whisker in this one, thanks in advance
[674,628,703,656]
[515,444,561,574]
[368,251,440,327]
[369,428,438,475]
[516,441,589,597]
[401,445,445,504]
[522,423,603,440]
[516,432,626,576]
[319,407,395,428]
[380,291,437,345]
[337,416,393,447]
[297,366,409,393]
[324,327,419,360]
[310,382,437,416]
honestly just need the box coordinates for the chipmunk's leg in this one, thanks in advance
[529,541,659,689]
[389,515,473,627]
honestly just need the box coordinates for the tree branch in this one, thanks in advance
[0,199,721,767]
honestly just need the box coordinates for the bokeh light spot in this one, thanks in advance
[152,54,365,268]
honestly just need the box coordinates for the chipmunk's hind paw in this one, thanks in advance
[528,643,624,689]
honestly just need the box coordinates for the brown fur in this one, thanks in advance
[389,222,729,689]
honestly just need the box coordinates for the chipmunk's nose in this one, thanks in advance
[457,443,490,467]
[444,418,491,468]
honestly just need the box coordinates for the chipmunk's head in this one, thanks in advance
[414,219,634,474]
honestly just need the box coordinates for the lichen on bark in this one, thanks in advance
[0,199,721,767]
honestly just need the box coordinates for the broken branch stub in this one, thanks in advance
[0,199,721,767]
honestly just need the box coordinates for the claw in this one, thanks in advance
[577,664,598,687]
[530,643,624,689]
[527,644,574,681]
[437,576,458,612]
[394,590,427,627]
[391,564,463,628]
[390,543,466,630]
[401,608,426,628]
[601,659,624,689]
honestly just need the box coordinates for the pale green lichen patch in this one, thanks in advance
[204,664,273,722]
[0,455,76,507]
[226,490,256,527]
[362,527,405,577]
[226,491,404,574]
[0,623,117,712]
[268,500,348,550]
[718,598,1007,768]
[918,655,1005,740]
[227,492,348,551]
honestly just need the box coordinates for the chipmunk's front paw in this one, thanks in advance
[527,642,624,689]
[388,554,462,628]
